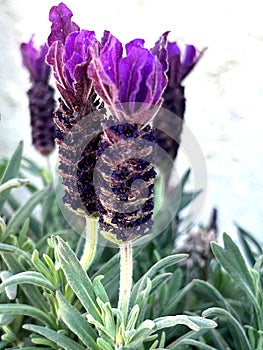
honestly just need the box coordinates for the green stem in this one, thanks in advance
[118,241,133,325]
[80,216,98,270]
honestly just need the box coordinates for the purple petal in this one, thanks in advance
[125,39,145,54]
[167,41,181,58]
[88,43,119,106]
[35,44,50,82]
[46,41,67,88]
[21,38,38,80]
[151,31,169,73]
[119,46,148,106]
[21,37,50,83]
[99,31,123,85]
[180,44,205,80]
[145,57,167,105]
[47,2,79,46]
[64,31,80,62]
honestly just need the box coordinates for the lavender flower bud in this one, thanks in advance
[21,38,56,156]
[154,42,205,162]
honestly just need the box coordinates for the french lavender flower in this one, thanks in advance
[46,2,104,215]
[21,37,56,156]
[46,2,168,242]
[88,31,168,241]
[153,41,205,162]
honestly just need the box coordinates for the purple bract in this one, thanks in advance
[46,2,96,115]
[166,41,206,88]
[88,31,168,125]
[21,37,50,83]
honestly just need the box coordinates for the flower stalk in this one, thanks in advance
[80,216,98,270]
[118,241,133,325]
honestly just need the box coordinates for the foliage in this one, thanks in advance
[0,144,262,349]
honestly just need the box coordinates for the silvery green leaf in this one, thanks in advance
[32,250,54,283]
[0,313,15,326]
[159,279,194,315]
[86,313,114,342]
[153,315,217,332]
[236,224,263,266]
[93,275,109,303]
[191,279,230,310]
[180,339,218,349]
[0,248,47,310]
[0,178,29,195]
[211,233,257,302]
[52,235,101,321]
[0,217,6,236]
[126,319,155,348]
[126,304,140,331]
[18,218,30,247]
[0,270,17,299]
[0,242,33,266]
[96,297,115,339]
[4,188,48,238]
[56,291,99,349]
[23,324,86,350]
[130,254,188,306]
[0,271,55,294]
[202,307,251,350]
[134,278,152,325]
[0,142,23,213]
[0,304,55,327]
[151,272,172,294]
[97,337,114,350]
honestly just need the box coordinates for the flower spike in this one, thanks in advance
[21,37,56,156]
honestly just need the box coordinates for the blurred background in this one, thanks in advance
[0,0,262,241]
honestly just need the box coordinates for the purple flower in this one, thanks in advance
[153,41,205,166]
[46,3,96,116]
[88,31,168,125]
[166,41,206,88]
[21,37,56,156]
[21,37,51,83]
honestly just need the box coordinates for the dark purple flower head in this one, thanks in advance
[21,37,50,84]
[88,31,168,125]
[46,3,96,115]
[166,41,206,87]
[21,37,56,156]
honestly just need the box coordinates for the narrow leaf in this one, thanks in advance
[0,243,34,266]
[126,320,155,348]
[0,178,29,195]
[0,270,17,300]
[153,315,217,333]
[56,291,99,350]
[0,271,55,293]
[0,141,23,212]
[53,236,101,320]
[93,275,109,303]
[131,254,188,306]
[23,324,86,350]
[0,304,55,328]
[5,188,49,237]
[211,233,257,301]
[181,339,218,350]
[202,307,251,350]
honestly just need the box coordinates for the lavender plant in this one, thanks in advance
[3,2,262,350]
[0,2,219,349]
